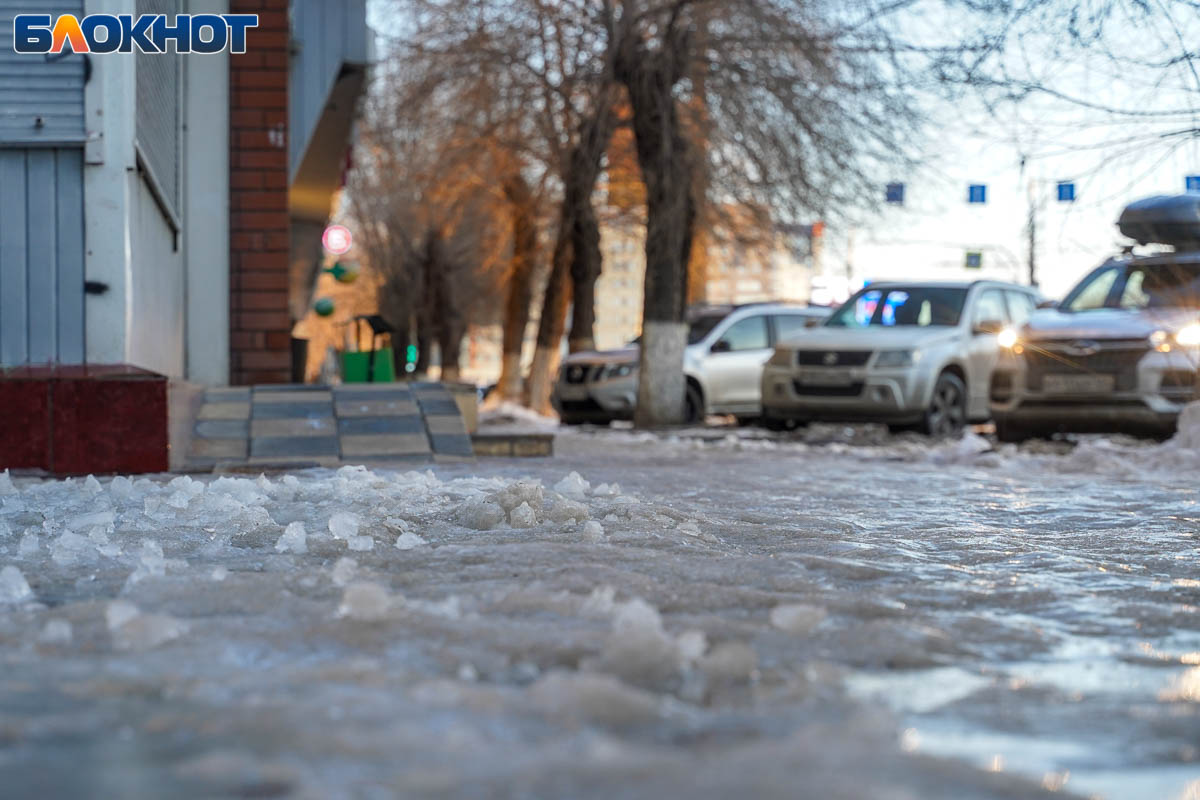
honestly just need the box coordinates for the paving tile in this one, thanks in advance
[415,398,460,416]
[243,456,342,468]
[254,390,333,404]
[198,402,251,420]
[251,402,334,420]
[355,455,435,468]
[190,438,248,460]
[335,385,414,400]
[337,416,425,436]
[340,434,431,457]
[204,387,251,402]
[251,417,336,438]
[424,415,468,435]
[251,383,328,393]
[194,419,249,439]
[250,436,339,458]
[335,399,420,417]
[428,433,474,457]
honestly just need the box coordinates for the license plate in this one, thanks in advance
[557,385,589,401]
[1042,373,1115,394]
[797,369,854,387]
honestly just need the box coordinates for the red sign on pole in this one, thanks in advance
[322,225,352,255]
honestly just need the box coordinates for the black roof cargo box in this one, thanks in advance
[1118,194,1200,248]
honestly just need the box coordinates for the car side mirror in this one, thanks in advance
[973,319,1005,336]
[710,340,732,353]
[1036,299,1058,310]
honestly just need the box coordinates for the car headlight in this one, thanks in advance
[997,327,1019,349]
[602,363,636,380]
[874,349,914,368]
[1174,324,1200,347]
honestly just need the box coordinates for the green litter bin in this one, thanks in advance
[341,347,396,382]
[341,315,397,383]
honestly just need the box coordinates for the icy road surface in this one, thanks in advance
[2,412,1200,798]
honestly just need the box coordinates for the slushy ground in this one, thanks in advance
[2,409,1199,799]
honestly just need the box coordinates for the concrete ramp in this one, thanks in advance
[186,382,473,470]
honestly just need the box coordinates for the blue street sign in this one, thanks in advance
[885,182,905,204]
[968,184,987,204]
[965,251,983,269]
[1187,175,1200,193]
[1057,182,1076,202]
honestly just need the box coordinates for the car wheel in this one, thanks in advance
[761,416,798,432]
[684,383,705,424]
[921,371,967,438]
[560,415,602,427]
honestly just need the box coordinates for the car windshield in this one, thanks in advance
[687,312,728,343]
[1062,262,1200,311]
[825,287,968,328]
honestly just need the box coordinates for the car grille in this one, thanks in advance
[563,365,600,384]
[794,350,873,367]
[792,380,864,397]
[1023,338,1148,392]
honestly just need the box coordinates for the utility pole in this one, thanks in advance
[1026,178,1038,288]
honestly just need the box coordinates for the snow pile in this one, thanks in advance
[478,400,560,430]
[106,600,187,650]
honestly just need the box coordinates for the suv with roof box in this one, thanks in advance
[990,195,1200,441]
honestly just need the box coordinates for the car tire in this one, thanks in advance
[762,416,801,432]
[921,371,968,438]
[684,383,705,424]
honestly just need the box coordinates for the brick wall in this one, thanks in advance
[229,0,291,385]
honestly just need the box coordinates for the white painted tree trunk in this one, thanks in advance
[634,321,687,427]
[526,345,563,416]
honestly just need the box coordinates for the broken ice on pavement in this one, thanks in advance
[1,414,1199,799]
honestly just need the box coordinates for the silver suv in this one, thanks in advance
[990,195,1200,441]
[761,280,1041,435]
[552,303,830,425]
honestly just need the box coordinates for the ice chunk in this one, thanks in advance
[275,521,308,554]
[676,630,708,665]
[457,663,479,682]
[456,500,506,531]
[210,566,228,582]
[107,600,187,650]
[0,565,32,603]
[346,535,375,552]
[18,532,39,558]
[601,598,681,687]
[0,520,11,540]
[395,531,427,550]
[529,671,662,727]
[0,470,16,496]
[337,582,391,620]
[87,528,121,558]
[581,585,616,617]
[700,641,758,683]
[109,475,134,498]
[83,474,103,494]
[544,495,589,524]
[488,481,544,513]
[592,482,620,497]
[553,471,590,500]
[677,520,701,537]
[509,501,538,529]
[165,490,192,510]
[581,520,605,542]
[39,619,73,644]
[330,557,358,587]
[328,511,360,540]
[50,531,94,566]
[770,603,827,635]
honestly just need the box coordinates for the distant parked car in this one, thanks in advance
[552,303,831,425]
[990,195,1200,441]
[761,280,1042,436]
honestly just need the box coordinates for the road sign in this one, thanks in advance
[1057,182,1076,202]
[1187,176,1200,193]
[322,224,352,255]
[885,182,905,204]
[965,251,983,269]
[968,184,986,204]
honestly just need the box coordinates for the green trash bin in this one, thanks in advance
[341,348,396,383]
[340,315,397,383]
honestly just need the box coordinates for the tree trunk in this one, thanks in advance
[524,233,572,414]
[497,172,538,402]
[438,321,465,383]
[524,90,617,414]
[617,44,697,427]
[567,200,602,353]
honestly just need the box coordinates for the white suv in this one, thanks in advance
[552,303,830,425]
[761,281,1041,435]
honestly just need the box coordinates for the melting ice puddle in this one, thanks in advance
[845,666,993,714]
